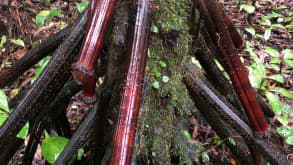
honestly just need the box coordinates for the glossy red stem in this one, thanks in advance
[109,0,152,164]
[197,0,268,132]
[72,0,117,85]
[80,76,96,103]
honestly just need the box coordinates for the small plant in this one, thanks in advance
[35,9,62,29]
[75,1,89,14]
[41,131,69,164]
[31,56,51,84]
[0,90,29,139]
[10,38,25,47]
[0,35,7,48]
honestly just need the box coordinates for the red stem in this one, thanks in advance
[80,76,96,103]
[72,0,117,85]
[217,4,243,49]
[109,0,152,164]
[197,0,268,132]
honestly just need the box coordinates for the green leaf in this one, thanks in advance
[155,71,161,78]
[255,34,264,39]
[266,91,282,114]
[32,56,51,84]
[201,152,210,164]
[75,1,88,13]
[261,17,271,26]
[17,122,29,139]
[240,4,255,14]
[36,9,61,29]
[265,48,279,57]
[245,27,255,36]
[0,113,8,126]
[285,24,293,29]
[162,75,169,83]
[247,56,266,88]
[159,61,167,68]
[41,135,69,164]
[266,12,282,19]
[0,90,9,113]
[10,39,24,47]
[0,35,6,48]
[284,17,293,22]
[272,87,293,99]
[151,23,159,33]
[77,148,84,160]
[283,49,293,59]
[270,58,281,64]
[272,24,286,29]
[152,81,159,89]
[284,59,293,67]
[183,130,191,141]
[277,126,293,137]
[228,137,236,146]
[285,136,293,145]
[264,28,271,41]
[268,74,284,83]
[273,5,288,10]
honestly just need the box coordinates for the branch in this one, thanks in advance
[0,25,72,88]
[184,67,290,165]
[0,11,87,150]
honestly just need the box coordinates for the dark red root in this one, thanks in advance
[196,0,269,132]
[109,0,152,164]
[80,76,96,104]
[217,3,243,49]
[72,0,117,84]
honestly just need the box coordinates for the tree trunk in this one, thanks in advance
[1,0,290,164]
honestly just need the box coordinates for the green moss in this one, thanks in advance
[137,0,195,163]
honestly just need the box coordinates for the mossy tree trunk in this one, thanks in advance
[129,0,199,164]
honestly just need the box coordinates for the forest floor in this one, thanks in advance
[0,0,292,164]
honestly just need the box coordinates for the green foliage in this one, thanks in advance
[228,137,236,146]
[183,130,191,141]
[0,90,9,113]
[17,122,29,139]
[277,126,293,145]
[155,71,161,78]
[0,90,29,139]
[31,56,51,84]
[75,1,88,13]
[159,61,167,68]
[77,148,84,160]
[245,27,255,36]
[201,152,210,164]
[36,9,61,29]
[0,35,6,48]
[41,131,69,164]
[240,4,255,14]
[162,75,169,83]
[152,81,160,89]
[264,28,271,40]
[151,23,159,33]
[10,38,24,47]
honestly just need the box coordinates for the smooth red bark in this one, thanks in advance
[72,0,117,85]
[109,0,152,164]
[196,0,269,132]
